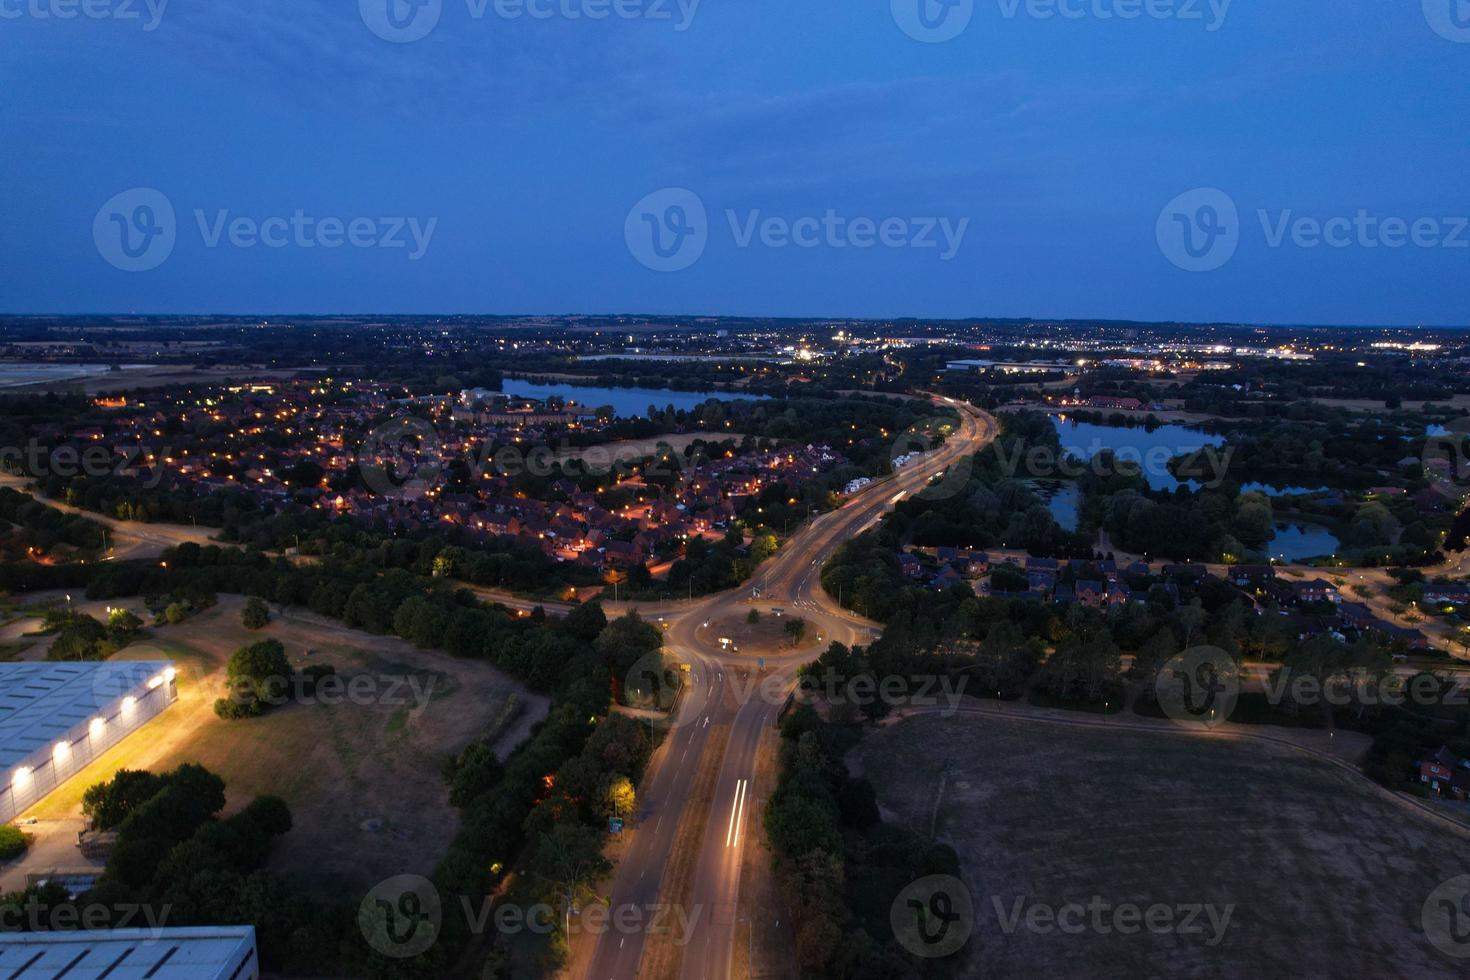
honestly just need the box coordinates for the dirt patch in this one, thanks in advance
[851,712,1470,978]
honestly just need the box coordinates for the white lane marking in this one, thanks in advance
[725,779,748,848]
[733,779,749,847]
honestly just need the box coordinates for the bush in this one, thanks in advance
[0,824,29,860]
[241,596,271,630]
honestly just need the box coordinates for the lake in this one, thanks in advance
[1028,479,1081,532]
[501,379,768,419]
[1050,418,1327,496]
[0,362,155,389]
[1268,522,1341,562]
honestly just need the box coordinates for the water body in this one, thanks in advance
[1268,522,1341,562]
[1049,418,1328,496]
[0,363,155,389]
[501,379,768,419]
[1050,418,1224,493]
[1028,479,1081,532]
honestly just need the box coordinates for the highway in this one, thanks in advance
[585,398,997,980]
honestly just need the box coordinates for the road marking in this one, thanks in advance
[725,778,748,848]
[733,779,749,847]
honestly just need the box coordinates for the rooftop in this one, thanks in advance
[0,661,174,772]
[0,927,255,980]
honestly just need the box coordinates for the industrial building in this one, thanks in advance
[0,926,257,979]
[0,661,179,825]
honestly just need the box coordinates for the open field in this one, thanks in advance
[849,712,1470,978]
[21,595,547,894]
[0,364,324,394]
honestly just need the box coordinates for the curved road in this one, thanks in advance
[585,398,996,980]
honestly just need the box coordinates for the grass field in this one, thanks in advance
[849,712,1470,978]
[24,595,547,894]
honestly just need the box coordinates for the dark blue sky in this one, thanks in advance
[2,1,1466,324]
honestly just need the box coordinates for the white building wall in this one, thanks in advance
[0,673,178,825]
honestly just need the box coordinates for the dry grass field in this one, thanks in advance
[25,595,546,894]
[849,712,1470,979]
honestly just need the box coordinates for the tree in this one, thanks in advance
[241,596,271,630]
[783,617,808,646]
[600,775,636,822]
[83,769,163,829]
[746,608,762,625]
[527,823,612,937]
[223,639,292,716]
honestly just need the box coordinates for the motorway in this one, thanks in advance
[584,398,997,980]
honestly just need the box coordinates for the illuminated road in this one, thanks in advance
[585,398,996,980]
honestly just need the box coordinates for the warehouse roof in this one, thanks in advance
[0,661,173,772]
[0,927,255,980]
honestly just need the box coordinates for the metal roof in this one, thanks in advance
[0,662,174,772]
[0,927,256,980]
